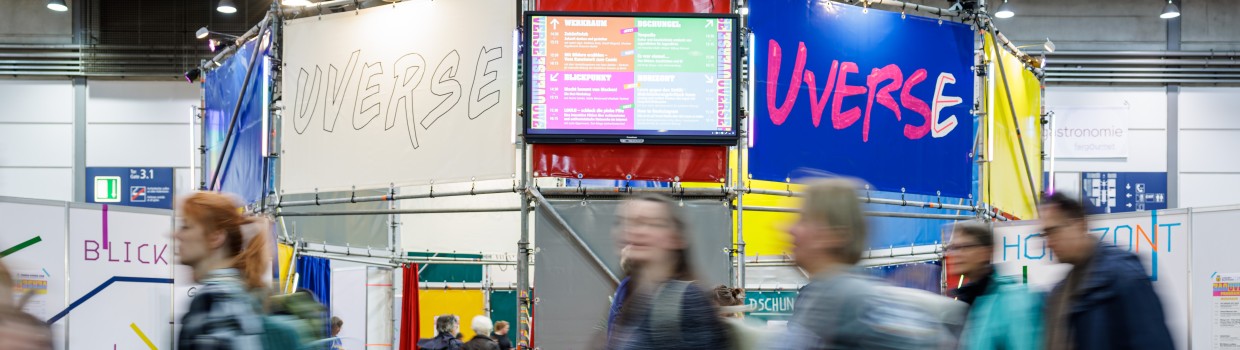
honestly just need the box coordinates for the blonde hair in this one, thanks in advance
[802,179,868,264]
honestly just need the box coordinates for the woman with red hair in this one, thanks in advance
[175,191,275,349]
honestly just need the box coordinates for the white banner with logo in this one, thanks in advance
[281,0,518,193]
[1049,106,1130,158]
[992,209,1189,349]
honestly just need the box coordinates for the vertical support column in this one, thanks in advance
[734,0,749,290]
[517,142,531,349]
[1166,0,1181,209]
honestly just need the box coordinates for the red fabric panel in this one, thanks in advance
[533,144,728,182]
[536,0,731,13]
[399,264,420,350]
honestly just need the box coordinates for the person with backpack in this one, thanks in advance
[775,179,948,350]
[948,221,1043,350]
[418,315,465,350]
[605,195,729,350]
[175,191,301,350]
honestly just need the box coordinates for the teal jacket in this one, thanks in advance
[960,274,1043,350]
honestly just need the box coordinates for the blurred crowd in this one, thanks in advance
[0,184,1176,350]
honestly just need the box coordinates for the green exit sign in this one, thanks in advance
[93,176,121,203]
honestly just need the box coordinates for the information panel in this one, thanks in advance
[525,13,739,144]
[84,167,175,209]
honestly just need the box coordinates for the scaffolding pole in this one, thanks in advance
[529,189,621,286]
[741,205,975,220]
[275,206,524,217]
[276,186,520,208]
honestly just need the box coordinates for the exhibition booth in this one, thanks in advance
[4,0,1235,349]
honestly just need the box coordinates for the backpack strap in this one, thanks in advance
[650,280,690,346]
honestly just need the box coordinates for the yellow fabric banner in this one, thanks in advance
[983,34,1044,220]
[418,289,487,340]
[277,243,294,293]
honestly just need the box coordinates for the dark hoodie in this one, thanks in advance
[1046,243,1174,350]
[417,333,464,350]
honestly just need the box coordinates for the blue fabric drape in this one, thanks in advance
[297,255,332,336]
[204,38,269,205]
[868,261,943,294]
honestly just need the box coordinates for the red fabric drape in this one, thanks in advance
[399,264,421,350]
[532,144,728,182]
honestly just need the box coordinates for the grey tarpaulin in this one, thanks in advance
[281,189,390,249]
[533,198,732,349]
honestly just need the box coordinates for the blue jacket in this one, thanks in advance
[958,272,1043,350]
[606,277,632,342]
[1052,244,1174,350]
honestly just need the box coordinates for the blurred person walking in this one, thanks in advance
[0,260,53,350]
[776,179,945,350]
[176,191,299,350]
[330,316,344,350]
[605,195,729,350]
[1040,193,1173,350]
[418,315,465,350]
[491,321,513,350]
[947,222,1042,350]
[463,316,500,350]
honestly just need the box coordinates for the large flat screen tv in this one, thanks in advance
[524,12,740,145]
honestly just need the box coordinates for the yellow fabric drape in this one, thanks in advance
[277,243,294,292]
[983,33,1044,220]
[418,289,487,339]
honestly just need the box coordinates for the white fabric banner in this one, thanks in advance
[281,0,517,192]
[1049,106,1130,158]
[992,209,1190,349]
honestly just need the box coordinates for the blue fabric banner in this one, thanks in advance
[204,39,269,205]
[296,255,332,336]
[750,0,976,198]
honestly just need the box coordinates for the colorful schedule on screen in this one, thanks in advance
[526,14,738,143]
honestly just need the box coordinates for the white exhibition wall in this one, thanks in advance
[0,80,75,201]
[279,0,518,193]
[0,79,200,202]
[1044,85,1240,209]
[1179,88,1240,208]
[332,262,368,350]
[0,197,177,350]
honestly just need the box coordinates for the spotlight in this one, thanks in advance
[1160,0,1180,19]
[1042,38,1056,53]
[185,68,202,83]
[47,0,68,12]
[217,0,237,14]
[196,27,210,39]
[209,39,235,52]
[994,0,1014,18]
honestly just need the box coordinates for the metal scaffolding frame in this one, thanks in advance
[188,1,1043,348]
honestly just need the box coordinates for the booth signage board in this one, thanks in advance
[85,167,175,209]
[749,1,976,198]
[281,0,517,193]
[1050,107,1130,158]
[993,210,1190,349]
[745,290,797,327]
[1082,172,1168,214]
[524,13,740,144]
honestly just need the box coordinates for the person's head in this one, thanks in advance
[175,191,271,290]
[435,315,460,336]
[471,316,493,337]
[947,221,995,278]
[1040,192,1093,265]
[0,260,13,307]
[787,179,868,273]
[613,194,693,281]
[493,320,509,336]
[711,285,744,307]
[331,316,343,337]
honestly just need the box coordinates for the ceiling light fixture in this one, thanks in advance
[47,0,68,12]
[1160,0,1180,19]
[994,0,1014,19]
[217,0,237,14]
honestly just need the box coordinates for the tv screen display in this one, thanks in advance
[524,12,740,144]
